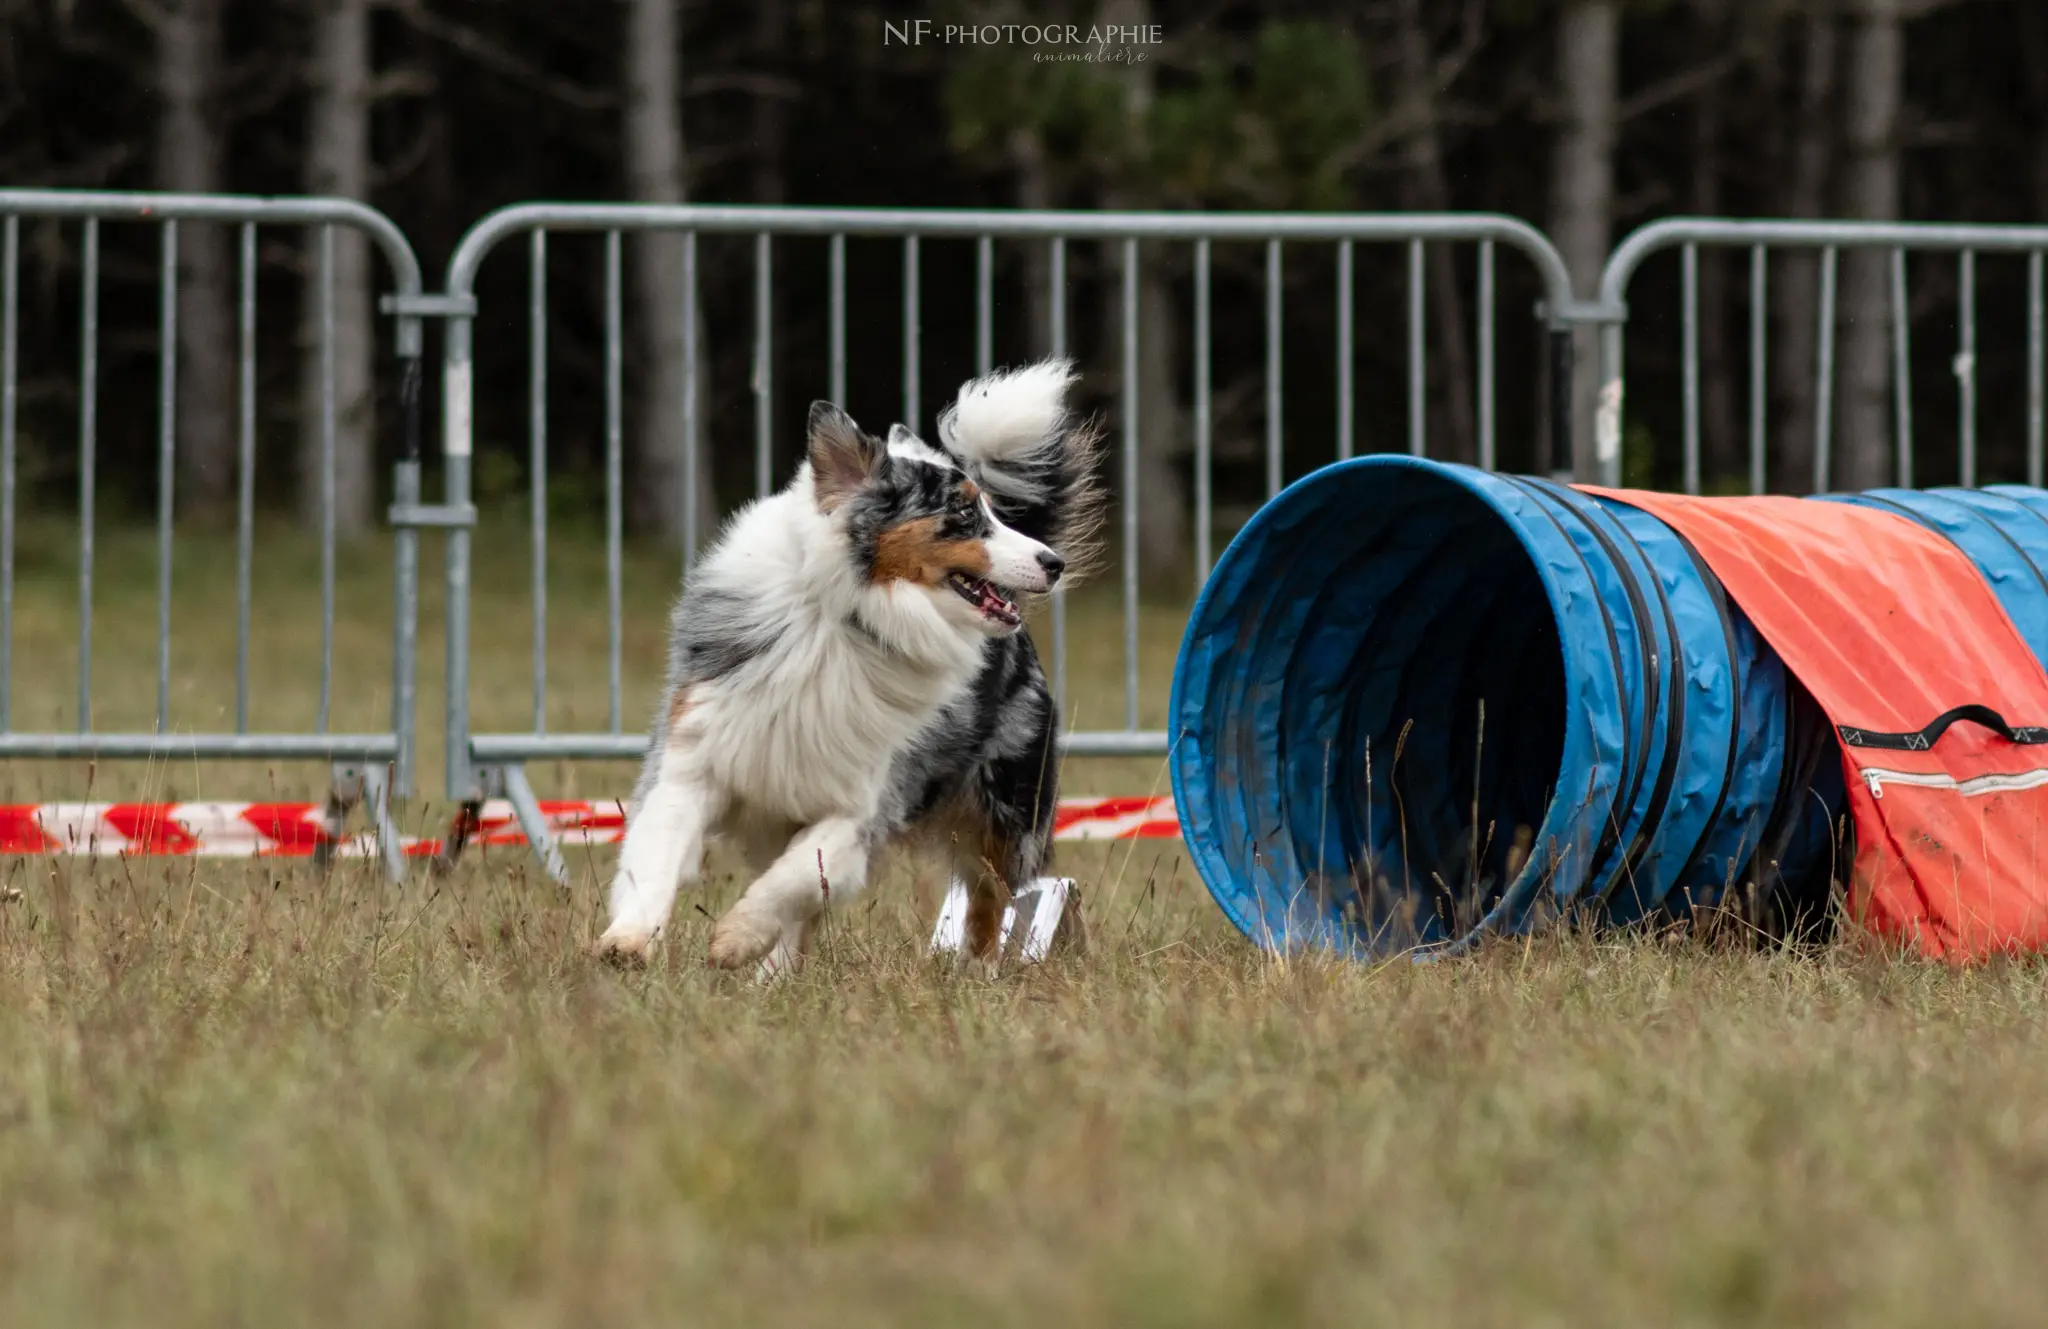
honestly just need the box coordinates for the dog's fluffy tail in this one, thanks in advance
[937,357,1105,581]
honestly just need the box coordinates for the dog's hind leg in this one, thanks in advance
[949,711,1063,977]
[949,821,1060,979]
[707,816,872,977]
[949,835,1016,980]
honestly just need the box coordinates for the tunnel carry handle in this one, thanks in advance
[1837,704,2048,751]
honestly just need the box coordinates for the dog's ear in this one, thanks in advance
[808,401,881,511]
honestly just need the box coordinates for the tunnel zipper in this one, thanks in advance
[1861,767,2048,800]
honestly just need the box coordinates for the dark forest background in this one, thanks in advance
[3,0,2045,576]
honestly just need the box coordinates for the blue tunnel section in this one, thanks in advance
[1169,457,1847,958]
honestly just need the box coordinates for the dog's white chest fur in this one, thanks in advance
[678,488,982,826]
[693,631,966,824]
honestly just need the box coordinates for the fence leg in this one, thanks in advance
[502,764,568,887]
[363,761,406,884]
[314,765,362,873]
[431,797,481,877]
[315,762,408,882]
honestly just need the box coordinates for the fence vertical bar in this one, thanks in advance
[682,230,700,571]
[1121,236,1140,733]
[157,221,178,732]
[829,232,846,407]
[976,234,993,377]
[530,229,548,735]
[1266,239,1283,497]
[1408,238,1426,457]
[1813,246,1837,493]
[1889,248,1913,489]
[605,230,624,734]
[2031,250,2044,489]
[0,215,15,730]
[1336,239,1353,461]
[316,225,336,733]
[902,235,920,432]
[391,343,422,803]
[1681,243,1700,494]
[1478,239,1496,472]
[1048,237,1067,715]
[755,232,773,497]
[78,219,97,734]
[444,291,475,801]
[1749,245,1766,495]
[1958,249,1977,487]
[235,223,255,733]
[1194,237,1213,590]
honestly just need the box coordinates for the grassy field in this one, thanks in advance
[6,522,2048,1326]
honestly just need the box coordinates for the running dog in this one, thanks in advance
[594,357,1102,976]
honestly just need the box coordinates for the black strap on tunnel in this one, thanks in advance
[1494,477,1640,885]
[1837,705,2048,751]
[1521,478,1689,908]
[1506,477,1675,903]
[1659,528,1751,882]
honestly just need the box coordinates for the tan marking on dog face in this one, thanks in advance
[870,516,993,588]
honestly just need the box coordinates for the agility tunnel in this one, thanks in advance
[1170,457,2048,961]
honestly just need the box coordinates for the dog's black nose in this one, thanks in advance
[1037,549,1066,585]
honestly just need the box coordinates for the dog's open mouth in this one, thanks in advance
[947,571,1021,627]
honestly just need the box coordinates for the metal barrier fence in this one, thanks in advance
[429,204,1580,879]
[17,190,2048,884]
[1594,218,2048,492]
[0,188,434,880]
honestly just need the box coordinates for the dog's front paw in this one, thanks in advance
[751,919,815,984]
[592,925,657,968]
[706,904,782,971]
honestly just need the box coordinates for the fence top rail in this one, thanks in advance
[0,187,426,299]
[1601,216,2048,305]
[443,202,1576,309]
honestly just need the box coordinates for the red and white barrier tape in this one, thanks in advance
[0,795,1179,857]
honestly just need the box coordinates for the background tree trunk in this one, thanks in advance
[2018,3,2048,222]
[1772,7,1837,492]
[1836,0,1904,492]
[1690,0,1740,487]
[155,0,235,514]
[301,0,377,539]
[1550,0,1619,480]
[1009,127,1056,361]
[1395,0,1477,464]
[1097,0,1186,578]
[751,0,786,207]
[622,0,714,543]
